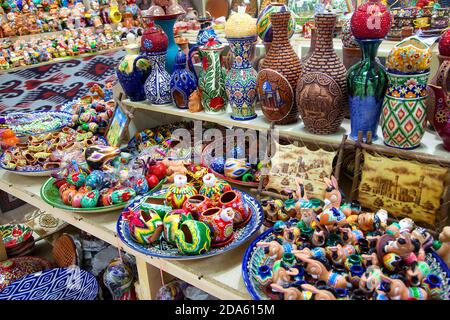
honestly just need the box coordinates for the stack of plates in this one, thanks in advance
[0,224,35,257]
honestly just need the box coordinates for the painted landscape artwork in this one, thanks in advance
[359,151,448,226]
[266,143,336,199]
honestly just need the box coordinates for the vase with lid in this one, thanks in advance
[257,10,301,125]
[347,0,391,142]
[296,12,346,134]
[141,18,173,105]
[116,44,151,102]
[170,50,197,109]
[188,37,228,114]
[224,7,258,120]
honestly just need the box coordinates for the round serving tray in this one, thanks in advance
[40,177,165,213]
[241,221,450,300]
[117,188,263,260]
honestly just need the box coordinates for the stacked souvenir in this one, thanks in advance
[347,0,391,142]
[381,37,432,149]
[339,13,360,70]
[242,176,450,300]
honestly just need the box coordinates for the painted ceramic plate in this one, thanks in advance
[0,267,98,300]
[241,222,450,300]
[40,177,165,213]
[117,189,263,260]
[2,111,72,137]
[0,224,33,248]
[0,136,108,177]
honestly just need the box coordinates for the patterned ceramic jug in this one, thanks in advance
[188,37,228,114]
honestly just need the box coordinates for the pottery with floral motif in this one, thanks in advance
[219,190,250,228]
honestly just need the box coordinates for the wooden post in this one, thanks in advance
[256,121,275,200]
[334,134,348,182]
[0,236,7,262]
[350,131,364,202]
[135,258,164,300]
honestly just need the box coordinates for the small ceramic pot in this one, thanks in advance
[182,195,212,220]
[165,174,198,209]
[255,265,273,286]
[124,209,163,245]
[163,209,193,244]
[140,195,173,220]
[219,190,250,228]
[422,274,443,300]
[198,173,231,203]
[224,158,251,179]
[198,207,234,246]
[349,265,365,289]
[174,220,212,255]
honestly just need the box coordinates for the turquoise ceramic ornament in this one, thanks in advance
[85,170,105,189]
[66,171,87,187]
[111,188,136,204]
[174,220,212,255]
[81,190,100,208]
[132,176,149,195]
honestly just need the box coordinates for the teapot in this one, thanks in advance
[428,62,450,151]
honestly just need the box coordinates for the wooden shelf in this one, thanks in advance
[123,100,450,160]
[0,171,251,300]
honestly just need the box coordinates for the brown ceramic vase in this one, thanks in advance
[301,26,317,66]
[296,13,347,134]
[259,11,302,125]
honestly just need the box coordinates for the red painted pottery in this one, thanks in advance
[350,0,392,40]
[429,75,450,151]
[0,257,53,290]
[182,194,213,220]
[219,190,250,228]
[140,19,169,54]
[198,207,235,246]
[438,29,450,57]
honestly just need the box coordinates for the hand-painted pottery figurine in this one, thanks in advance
[103,258,136,300]
[170,50,197,109]
[85,145,121,170]
[123,208,163,245]
[224,158,251,179]
[174,219,211,255]
[66,171,87,187]
[198,173,231,203]
[140,195,173,220]
[188,37,227,114]
[182,194,212,220]
[434,226,450,267]
[111,188,136,204]
[163,209,193,244]
[81,189,100,208]
[219,190,250,228]
[198,207,235,246]
[165,174,198,209]
[85,170,106,189]
[379,275,428,300]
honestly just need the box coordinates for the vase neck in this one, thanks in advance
[270,11,291,45]
[229,37,255,69]
[148,52,167,66]
[315,14,336,50]
[358,39,382,63]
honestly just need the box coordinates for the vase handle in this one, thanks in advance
[188,45,199,84]
[133,55,151,79]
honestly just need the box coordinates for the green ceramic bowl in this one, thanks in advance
[40,177,166,213]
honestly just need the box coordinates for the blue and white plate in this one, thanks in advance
[0,267,98,300]
[241,223,450,300]
[117,188,263,260]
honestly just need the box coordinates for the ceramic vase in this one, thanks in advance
[144,52,173,105]
[188,38,227,114]
[196,16,220,46]
[225,36,258,120]
[256,2,295,44]
[258,10,301,125]
[381,71,429,149]
[347,39,388,141]
[427,54,450,128]
[153,14,183,74]
[297,13,347,134]
[103,258,136,300]
[301,26,316,66]
[116,45,151,102]
[170,50,197,109]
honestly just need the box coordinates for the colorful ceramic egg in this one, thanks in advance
[59,182,75,198]
[165,174,198,209]
[174,220,211,255]
[72,190,87,208]
[219,190,251,228]
[133,176,149,195]
[124,209,163,245]
[199,173,232,203]
[85,145,121,170]
[209,157,225,174]
[111,188,136,204]
[163,209,193,244]
[62,188,77,206]
[382,253,402,272]
[224,158,251,179]
[81,190,100,208]
[85,170,105,189]
[100,188,114,206]
[66,171,87,187]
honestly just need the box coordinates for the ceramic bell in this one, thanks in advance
[165,174,198,209]
[198,173,231,203]
[140,195,173,220]
[123,208,163,245]
[182,194,212,220]
[174,220,211,255]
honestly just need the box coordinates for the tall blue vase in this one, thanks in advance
[153,15,181,74]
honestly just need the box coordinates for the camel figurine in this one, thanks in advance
[295,253,349,289]
[326,244,357,266]
[384,233,421,265]
[270,284,311,300]
[294,177,316,224]
[317,177,348,230]
[271,262,299,287]
[359,265,383,294]
[256,240,297,261]
[380,275,428,300]
[300,284,336,300]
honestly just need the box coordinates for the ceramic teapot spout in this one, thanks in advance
[428,84,448,118]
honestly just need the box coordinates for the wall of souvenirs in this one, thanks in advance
[0,0,450,301]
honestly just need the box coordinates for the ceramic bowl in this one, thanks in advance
[386,37,432,73]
